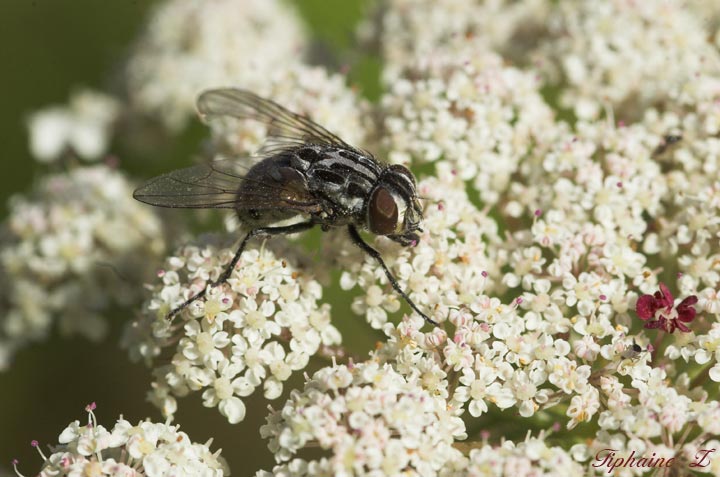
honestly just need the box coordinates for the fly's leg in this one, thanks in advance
[167,221,315,320]
[347,225,438,326]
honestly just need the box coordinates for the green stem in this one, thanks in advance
[650,332,665,366]
[689,361,713,389]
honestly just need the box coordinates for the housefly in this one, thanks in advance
[133,88,437,326]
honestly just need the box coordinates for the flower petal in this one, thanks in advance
[677,295,698,322]
[635,295,657,320]
[219,397,246,424]
[658,282,674,307]
[644,319,663,329]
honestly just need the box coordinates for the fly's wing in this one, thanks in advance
[196,88,356,153]
[133,157,320,212]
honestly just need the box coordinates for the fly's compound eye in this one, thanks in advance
[368,186,401,236]
[382,164,422,226]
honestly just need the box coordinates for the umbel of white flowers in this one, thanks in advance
[12,403,228,477]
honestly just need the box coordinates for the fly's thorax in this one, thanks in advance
[366,165,423,245]
[304,146,382,217]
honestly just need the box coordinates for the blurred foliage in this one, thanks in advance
[0,1,374,476]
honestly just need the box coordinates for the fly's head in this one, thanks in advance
[366,164,423,247]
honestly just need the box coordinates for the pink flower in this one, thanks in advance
[636,283,698,333]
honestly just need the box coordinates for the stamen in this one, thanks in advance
[31,440,48,461]
[86,402,98,429]
[12,459,26,477]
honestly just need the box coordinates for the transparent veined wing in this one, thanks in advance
[133,157,321,212]
[196,88,355,152]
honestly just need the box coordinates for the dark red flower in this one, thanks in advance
[636,283,673,320]
[635,282,698,333]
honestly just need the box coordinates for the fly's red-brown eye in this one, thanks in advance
[368,186,398,235]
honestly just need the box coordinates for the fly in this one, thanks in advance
[653,133,682,157]
[620,342,643,360]
[133,88,438,326]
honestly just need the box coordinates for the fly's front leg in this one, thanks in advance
[347,225,438,326]
[167,221,315,321]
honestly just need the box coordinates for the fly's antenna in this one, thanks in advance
[417,195,444,213]
[416,195,441,204]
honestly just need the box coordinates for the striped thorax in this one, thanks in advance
[287,145,422,245]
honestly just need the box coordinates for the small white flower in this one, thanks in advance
[566,388,600,429]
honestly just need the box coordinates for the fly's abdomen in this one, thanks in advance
[235,154,321,226]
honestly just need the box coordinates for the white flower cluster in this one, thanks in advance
[340,2,720,465]
[380,42,563,205]
[637,72,720,301]
[0,165,164,370]
[126,0,307,130]
[666,322,720,382]
[258,361,466,477]
[376,0,551,81]
[442,433,583,477]
[27,89,120,163]
[374,305,637,429]
[124,238,341,423]
[531,0,720,121]
[339,116,665,434]
[505,120,667,293]
[568,359,720,474]
[16,405,228,477]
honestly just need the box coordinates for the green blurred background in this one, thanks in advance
[0,1,378,475]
